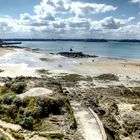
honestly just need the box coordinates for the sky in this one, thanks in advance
[0,0,140,39]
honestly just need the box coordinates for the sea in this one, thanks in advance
[0,41,140,75]
[20,41,140,60]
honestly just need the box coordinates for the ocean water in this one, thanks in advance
[20,41,140,60]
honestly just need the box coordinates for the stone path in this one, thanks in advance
[71,101,107,140]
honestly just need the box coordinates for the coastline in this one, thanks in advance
[0,46,140,79]
[0,46,139,139]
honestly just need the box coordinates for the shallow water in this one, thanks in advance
[20,41,140,60]
[0,50,92,72]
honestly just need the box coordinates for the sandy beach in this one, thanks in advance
[0,47,15,56]
[74,58,140,79]
[0,47,140,80]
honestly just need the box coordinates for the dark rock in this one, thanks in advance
[58,52,98,58]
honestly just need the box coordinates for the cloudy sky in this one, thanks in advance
[0,0,140,39]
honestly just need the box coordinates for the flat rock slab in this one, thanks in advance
[0,120,22,132]
[18,87,53,98]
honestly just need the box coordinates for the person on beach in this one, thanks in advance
[70,48,73,52]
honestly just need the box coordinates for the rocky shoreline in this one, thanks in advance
[0,46,139,139]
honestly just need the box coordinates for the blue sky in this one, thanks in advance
[0,0,39,18]
[0,0,140,39]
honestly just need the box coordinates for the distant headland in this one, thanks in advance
[1,38,140,43]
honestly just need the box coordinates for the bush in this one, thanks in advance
[61,74,82,83]
[3,93,15,105]
[13,97,23,107]
[5,81,12,88]
[19,116,34,130]
[36,69,50,75]
[22,97,30,107]
[19,107,25,114]
[7,105,18,118]
[32,106,43,118]
[95,74,119,81]
[0,97,3,104]
[37,97,45,107]
[24,109,33,117]
[0,85,9,94]
[11,82,26,94]
[0,105,6,114]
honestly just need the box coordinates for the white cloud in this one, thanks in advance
[33,0,117,18]
[131,0,140,4]
[71,2,117,18]
[100,16,135,29]
[0,0,139,39]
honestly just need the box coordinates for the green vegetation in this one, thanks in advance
[0,81,26,95]
[60,74,92,86]
[0,88,67,130]
[11,82,26,94]
[95,73,119,81]
[65,102,77,129]
[36,69,51,75]
[11,131,24,140]
[0,77,77,139]
[61,74,82,83]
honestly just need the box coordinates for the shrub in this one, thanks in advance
[61,74,82,83]
[36,69,50,75]
[19,116,34,130]
[0,85,9,94]
[19,107,25,114]
[7,105,18,118]
[13,97,23,107]
[95,74,119,81]
[22,97,31,107]
[3,93,15,105]
[5,81,12,88]
[0,97,3,104]
[0,105,6,114]
[37,97,45,107]
[32,106,43,118]
[24,109,33,117]
[11,82,26,94]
